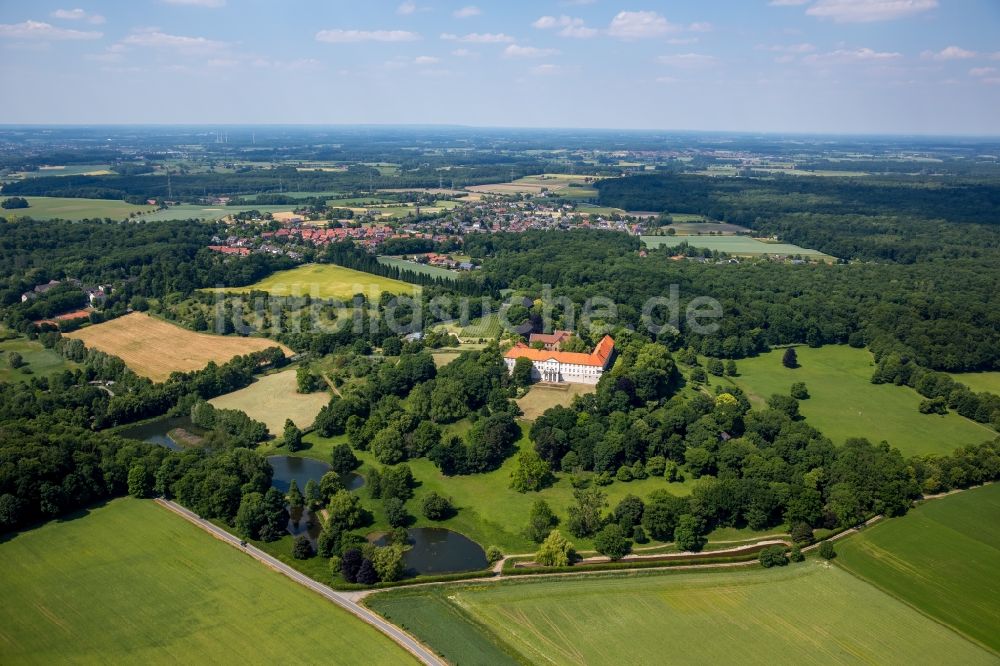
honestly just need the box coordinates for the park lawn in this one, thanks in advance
[0,196,154,221]
[721,345,995,456]
[948,371,1000,396]
[0,498,410,665]
[0,336,79,383]
[65,313,291,382]
[836,483,1000,653]
[368,563,993,666]
[516,383,595,421]
[377,256,459,280]
[205,263,420,302]
[208,367,330,435]
[304,428,694,554]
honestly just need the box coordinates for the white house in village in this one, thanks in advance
[504,335,615,385]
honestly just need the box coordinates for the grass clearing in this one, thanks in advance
[65,313,290,382]
[368,563,993,665]
[377,256,459,279]
[948,371,1000,396]
[208,367,329,434]
[722,345,995,456]
[836,483,1000,653]
[0,196,154,221]
[642,234,831,258]
[0,498,410,665]
[138,204,295,222]
[205,263,419,301]
[0,336,79,383]
[516,383,595,421]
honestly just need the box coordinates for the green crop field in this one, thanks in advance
[0,498,409,665]
[208,367,329,434]
[0,335,79,383]
[722,346,995,456]
[948,371,1000,396]
[377,256,459,279]
[836,483,1000,653]
[138,204,296,222]
[0,196,154,221]
[642,234,831,258]
[205,263,420,301]
[367,564,994,665]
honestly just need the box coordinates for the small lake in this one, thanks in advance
[372,527,488,576]
[288,505,322,545]
[267,456,332,493]
[118,416,204,451]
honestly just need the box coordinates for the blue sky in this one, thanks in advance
[1,0,998,133]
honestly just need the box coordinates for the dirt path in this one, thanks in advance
[321,372,342,398]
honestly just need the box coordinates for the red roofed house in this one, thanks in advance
[505,335,615,385]
[528,329,573,351]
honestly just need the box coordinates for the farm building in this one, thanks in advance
[528,329,572,351]
[505,335,615,385]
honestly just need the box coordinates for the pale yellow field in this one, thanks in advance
[66,313,291,382]
[209,367,329,433]
[466,173,595,195]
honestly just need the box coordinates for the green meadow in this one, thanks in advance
[0,336,79,383]
[368,564,994,665]
[138,204,295,222]
[204,263,419,301]
[0,499,409,665]
[836,483,1000,653]
[722,345,995,456]
[377,256,459,279]
[949,371,1000,396]
[0,196,154,220]
[642,234,831,258]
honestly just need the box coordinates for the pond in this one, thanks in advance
[287,505,322,545]
[371,527,488,576]
[344,472,365,491]
[267,456,332,494]
[118,415,205,451]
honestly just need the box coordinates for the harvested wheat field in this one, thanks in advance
[66,313,291,382]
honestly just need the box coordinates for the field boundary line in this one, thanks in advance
[154,498,444,666]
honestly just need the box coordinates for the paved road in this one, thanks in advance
[155,498,444,666]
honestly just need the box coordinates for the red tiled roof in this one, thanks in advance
[528,330,572,345]
[505,335,615,367]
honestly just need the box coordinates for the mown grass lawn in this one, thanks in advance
[0,498,410,665]
[836,482,1000,654]
[368,563,994,665]
[948,370,1000,396]
[720,345,995,456]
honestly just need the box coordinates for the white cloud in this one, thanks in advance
[758,43,816,53]
[396,1,417,15]
[440,32,514,43]
[920,46,976,61]
[504,44,559,58]
[532,15,598,38]
[804,47,902,64]
[969,67,996,77]
[666,37,699,45]
[768,0,809,5]
[687,22,713,32]
[122,28,227,53]
[162,0,226,7]
[657,53,717,68]
[608,11,678,39]
[51,8,105,24]
[530,63,562,75]
[0,20,101,40]
[806,0,938,23]
[413,55,440,64]
[453,6,481,18]
[316,29,420,43]
[451,48,478,57]
[981,78,1000,85]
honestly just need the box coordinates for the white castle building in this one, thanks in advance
[504,335,615,385]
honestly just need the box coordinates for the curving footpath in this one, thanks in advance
[155,498,443,666]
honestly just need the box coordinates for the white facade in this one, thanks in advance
[504,356,605,385]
